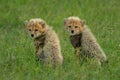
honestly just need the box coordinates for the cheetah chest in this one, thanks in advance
[70,33,82,48]
[34,35,46,53]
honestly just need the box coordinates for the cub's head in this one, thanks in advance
[25,18,47,38]
[64,16,85,36]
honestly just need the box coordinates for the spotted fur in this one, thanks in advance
[64,16,107,65]
[26,18,63,68]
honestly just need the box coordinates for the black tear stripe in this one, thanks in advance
[70,33,82,48]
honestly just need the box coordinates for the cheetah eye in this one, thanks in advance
[29,29,31,31]
[75,26,78,28]
[35,29,38,31]
[68,26,71,28]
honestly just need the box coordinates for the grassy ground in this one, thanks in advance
[0,0,120,80]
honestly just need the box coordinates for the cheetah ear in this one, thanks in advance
[81,20,86,27]
[39,21,46,28]
[24,20,29,26]
[64,18,67,25]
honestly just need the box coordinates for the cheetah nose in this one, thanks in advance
[31,34,34,37]
[71,30,74,33]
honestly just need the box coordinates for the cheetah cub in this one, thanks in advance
[25,18,63,67]
[64,16,107,65]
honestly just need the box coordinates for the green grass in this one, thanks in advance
[0,0,120,80]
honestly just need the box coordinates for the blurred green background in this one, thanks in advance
[0,0,120,80]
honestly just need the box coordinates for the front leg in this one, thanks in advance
[35,47,43,62]
[75,47,82,59]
